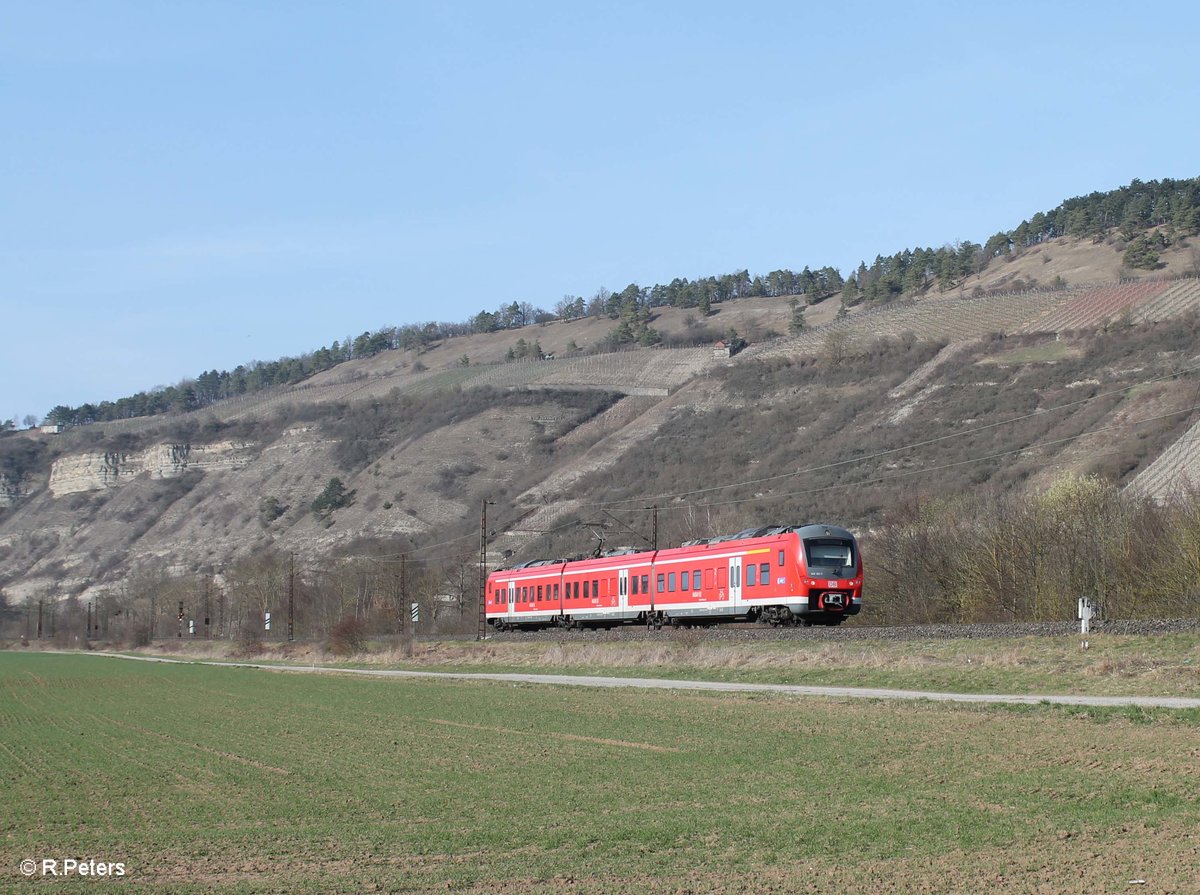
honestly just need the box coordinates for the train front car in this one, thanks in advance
[794,524,862,626]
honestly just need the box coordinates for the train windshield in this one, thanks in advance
[804,538,855,572]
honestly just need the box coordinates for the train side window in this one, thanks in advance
[554,583,560,599]
[631,576,639,596]
[668,572,676,592]
[609,577,616,596]
[694,569,701,590]
[779,550,785,567]
[593,579,599,597]
[718,568,728,588]
[574,581,580,600]
[746,565,756,586]
[520,586,526,601]
[760,562,770,584]
[705,569,714,589]
[657,574,665,593]
[583,580,590,599]
[641,574,649,593]
[681,571,689,591]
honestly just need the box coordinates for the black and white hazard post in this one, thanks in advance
[1078,597,1096,650]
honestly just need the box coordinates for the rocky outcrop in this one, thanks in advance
[0,473,31,507]
[48,441,255,496]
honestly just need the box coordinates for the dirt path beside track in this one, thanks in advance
[69,651,1200,709]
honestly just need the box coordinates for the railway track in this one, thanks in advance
[484,616,1200,643]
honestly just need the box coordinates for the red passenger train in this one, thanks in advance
[486,524,862,630]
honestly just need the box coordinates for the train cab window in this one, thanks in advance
[657,574,665,593]
[779,550,786,567]
[746,565,756,586]
[760,562,770,584]
[631,576,639,596]
[681,571,689,591]
[641,574,649,593]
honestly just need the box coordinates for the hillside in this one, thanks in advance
[3,230,1200,634]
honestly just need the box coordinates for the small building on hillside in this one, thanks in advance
[712,340,730,359]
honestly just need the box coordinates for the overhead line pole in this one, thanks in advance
[479,499,493,640]
[288,553,296,643]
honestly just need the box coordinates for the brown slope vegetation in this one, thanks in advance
[546,316,1200,556]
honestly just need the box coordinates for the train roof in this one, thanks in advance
[494,523,857,572]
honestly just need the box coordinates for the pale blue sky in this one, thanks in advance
[3,1,1199,421]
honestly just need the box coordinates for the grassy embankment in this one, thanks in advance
[88,630,1200,699]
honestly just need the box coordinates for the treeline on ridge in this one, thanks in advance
[41,175,1200,429]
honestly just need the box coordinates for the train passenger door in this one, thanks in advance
[729,556,742,609]
[619,569,629,615]
[507,582,516,622]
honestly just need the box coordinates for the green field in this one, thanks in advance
[2,652,1199,893]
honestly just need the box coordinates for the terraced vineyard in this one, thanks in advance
[1128,416,1200,501]
[466,347,711,395]
[1019,280,1170,333]
[750,288,1075,360]
[1133,277,1200,322]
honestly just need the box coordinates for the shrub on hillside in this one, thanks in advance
[311,478,355,517]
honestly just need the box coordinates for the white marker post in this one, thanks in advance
[1078,597,1095,650]
[264,611,272,632]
